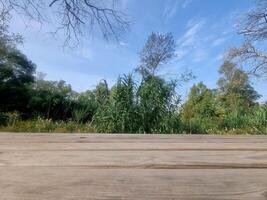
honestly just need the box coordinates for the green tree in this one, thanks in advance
[92,74,139,133]
[182,82,219,119]
[135,32,181,133]
[28,79,74,120]
[217,61,260,113]
[93,80,109,106]
[181,82,226,134]
[110,74,139,132]
[72,90,98,123]
[0,39,36,114]
[138,76,179,133]
[136,32,176,79]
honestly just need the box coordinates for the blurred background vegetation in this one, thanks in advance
[0,31,266,134]
[0,0,267,134]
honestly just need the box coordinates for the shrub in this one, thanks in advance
[0,117,96,133]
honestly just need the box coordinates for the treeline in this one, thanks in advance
[0,31,266,134]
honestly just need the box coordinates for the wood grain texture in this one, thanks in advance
[1,133,267,143]
[1,168,267,200]
[1,133,267,199]
[1,150,267,168]
[1,142,267,150]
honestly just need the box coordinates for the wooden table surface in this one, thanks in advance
[1,133,267,200]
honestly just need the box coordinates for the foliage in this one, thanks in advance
[221,104,267,129]
[182,82,220,119]
[94,80,109,106]
[28,79,75,120]
[181,117,219,134]
[138,76,180,133]
[92,32,181,133]
[155,112,182,134]
[73,90,98,123]
[180,62,265,134]
[136,32,176,78]
[0,115,95,133]
[92,74,140,133]
[0,38,36,114]
[92,74,182,134]
[0,29,266,134]
[217,61,260,113]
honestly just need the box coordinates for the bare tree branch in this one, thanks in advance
[227,42,267,76]
[227,0,267,77]
[0,7,23,48]
[237,0,267,41]
[0,0,130,45]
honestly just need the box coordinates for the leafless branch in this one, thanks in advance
[237,0,267,41]
[227,0,267,78]
[0,0,129,45]
[227,42,267,76]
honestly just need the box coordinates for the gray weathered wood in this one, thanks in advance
[1,142,267,150]
[1,150,267,168]
[1,168,267,200]
[1,133,267,199]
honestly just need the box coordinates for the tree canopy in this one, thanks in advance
[0,38,36,113]
[136,32,176,79]
[217,61,260,113]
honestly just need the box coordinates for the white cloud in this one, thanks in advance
[175,19,207,62]
[175,49,189,59]
[119,41,128,46]
[182,0,192,8]
[212,37,227,47]
[75,48,93,60]
[163,0,180,20]
[175,18,231,64]
[193,49,208,62]
[163,0,192,20]
[178,18,206,47]
[215,53,224,61]
[175,16,236,64]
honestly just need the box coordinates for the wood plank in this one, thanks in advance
[1,133,267,199]
[1,150,267,168]
[1,167,267,200]
[1,133,267,143]
[1,142,267,151]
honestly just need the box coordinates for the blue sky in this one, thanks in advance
[10,0,267,102]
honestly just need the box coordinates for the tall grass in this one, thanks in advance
[0,115,95,133]
[0,105,266,134]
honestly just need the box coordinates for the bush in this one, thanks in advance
[181,117,219,134]
[0,112,8,125]
[0,117,96,133]
[154,112,182,134]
